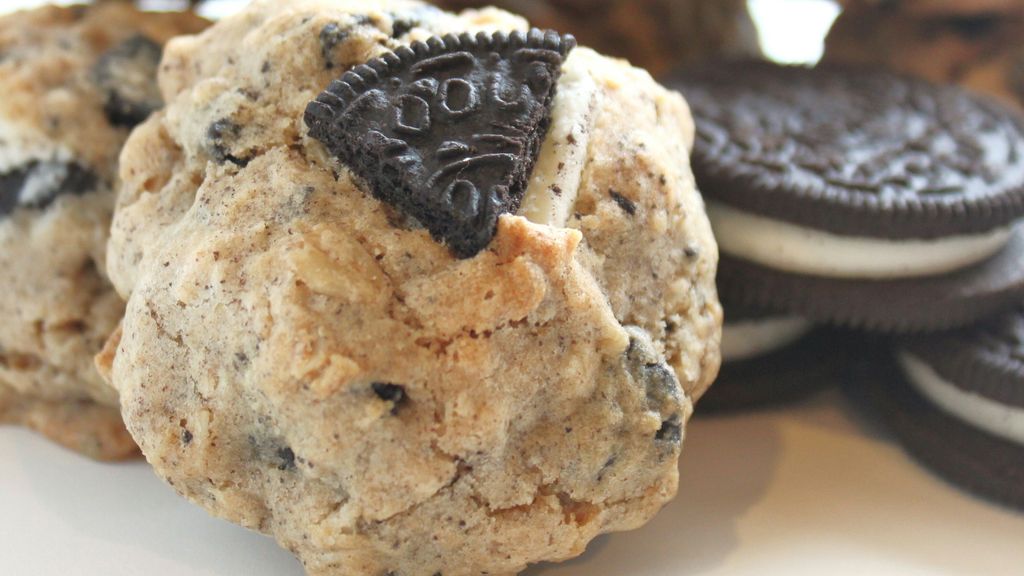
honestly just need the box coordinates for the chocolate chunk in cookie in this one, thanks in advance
[205,119,250,167]
[624,326,684,448]
[0,161,98,217]
[305,29,576,258]
[93,35,164,128]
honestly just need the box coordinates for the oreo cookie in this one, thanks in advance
[717,227,1024,332]
[667,61,1024,331]
[305,29,576,258]
[92,35,164,128]
[900,304,1024,410]
[0,161,99,217]
[844,325,1024,510]
[701,300,836,413]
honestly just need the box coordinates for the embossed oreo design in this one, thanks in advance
[0,161,98,217]
[305,29,575,257]
[93,35,164,128]
[669,62,1024,239]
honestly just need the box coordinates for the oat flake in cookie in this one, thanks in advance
[0,4,206,460]
[669,61,1024,332]
[101,1,721,574]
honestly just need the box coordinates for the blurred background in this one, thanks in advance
[0,0,843,65]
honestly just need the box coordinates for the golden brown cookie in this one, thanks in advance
[103,0,721,573]
[0,4,207,460]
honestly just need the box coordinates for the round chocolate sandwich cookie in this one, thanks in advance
[847,308,1024,510]
[0,4,206,460]
[826,4,1024,114]
[668,61,1024,332]
[100,1,721,574]
[700,300,834,413]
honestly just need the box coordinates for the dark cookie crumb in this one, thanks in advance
[92,35,164,128]
[655,415,682,444]
[0,161,98,217]
[609,189,637,215]
[372,382,407,414]
[624,327,684,439]
[206,119,250,167]
[276,447,297,471]
[181,429,193,445]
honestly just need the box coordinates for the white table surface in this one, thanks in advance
[4,390,1023,576]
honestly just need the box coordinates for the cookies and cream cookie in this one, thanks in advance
[101,1,721,574]
[0,4,206,460]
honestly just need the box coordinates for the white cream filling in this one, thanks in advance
[721,316,813,362]
[899,352,1024,446]
[708,201,1014,279]
[519,48,601,227]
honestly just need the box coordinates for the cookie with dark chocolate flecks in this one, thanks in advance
[102,1,721,574]
[667,61,1024,332]
[0,3,207,460]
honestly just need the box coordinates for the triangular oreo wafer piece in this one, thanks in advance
[305,29,576,258]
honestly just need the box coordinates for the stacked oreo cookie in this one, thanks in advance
[668,61,1024,507]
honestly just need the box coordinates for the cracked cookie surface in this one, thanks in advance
[102,0,720,573]
[0,4,206,460]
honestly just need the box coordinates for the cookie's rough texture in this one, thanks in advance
[103,1,720,574]
[717,228,1024,332]
[844,346,1024,511]
[0,4,206,460]
[435,0,761,77]
[305,29,575,257]
[901,304,1024,408]
[826,7,1024,114]
[670,62,1024,240]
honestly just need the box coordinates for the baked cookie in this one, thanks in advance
[433,0,761,77]
[0,4,206,460]
[700,300,834,413]
[845,309,1024,509]
[668,61,1024,332]
[825,5,1024,113]
[101,1,721,574]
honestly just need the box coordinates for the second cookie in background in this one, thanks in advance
[0,3,207,460]
[825,0,1024,113]
[433,0,762,75]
